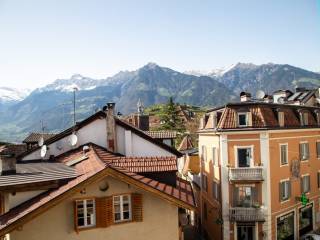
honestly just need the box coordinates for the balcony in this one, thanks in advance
[229,167,263,182]
[229,207,265,222]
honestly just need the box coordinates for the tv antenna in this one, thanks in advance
[73,87,78,128]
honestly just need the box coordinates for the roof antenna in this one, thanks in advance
[38,119,45,147]
[69,87,79,147]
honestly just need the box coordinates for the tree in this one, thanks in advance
[158,97,185,133]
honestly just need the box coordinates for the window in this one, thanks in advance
[76,199,96,228]
[237,147,252,167]
[280,144,288,165]
[212,181,220,201]
[234,186,257,207]
[113,195,131,222]
[212,147,218,166]
[238,113,248,127]
[201,145,207,162]
[317,142,320,158]
[300,112,309,126]
[202,174,208,192]
[301,175,311,194]
[299,142,310,161]
[279,180,291,202]
[278,112,285,127]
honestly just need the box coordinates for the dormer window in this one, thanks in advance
[278,111,285,127]
[299,112,309,126]
[238,112,248,127]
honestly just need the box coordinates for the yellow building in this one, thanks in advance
[198,100,320,240]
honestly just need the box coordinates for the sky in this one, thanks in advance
[0,0,319,89]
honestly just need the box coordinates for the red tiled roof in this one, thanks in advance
[0,144,194,235]
[210,102,320,130]
[144,130,177,139]
[178,135,194,151]
[94,145,177,172]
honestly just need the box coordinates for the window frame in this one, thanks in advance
[280,179,291,202]
[75,198,96,229]
[278,111,285,127]
[113,194,132,223]
[237,112,248,127]
[316,141,320,159]
[279,143,288,166]
[235,145,254,168]
[300,142,310,161]
[212,147,218,166]
[212,180,220,201]
[301,175,311,194]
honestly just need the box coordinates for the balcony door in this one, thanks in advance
[237,147,252,168]
[237,225,255,240]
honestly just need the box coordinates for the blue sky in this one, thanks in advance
[0,0,319,89]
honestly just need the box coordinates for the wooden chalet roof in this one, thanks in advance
[0,143,194,236]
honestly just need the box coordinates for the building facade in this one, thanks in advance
[198,101,320,240]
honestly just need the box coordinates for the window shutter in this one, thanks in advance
[105,196,113,226]
[132,193,143,222]
[247,112,252,126]
[96,197,107,227]
[74,201,79,232]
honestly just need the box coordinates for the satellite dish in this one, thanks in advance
[40,145,47,158]
[278,97,285,104]
[70,133,78,146]
[255,90,265,99]
[38,136,44,147]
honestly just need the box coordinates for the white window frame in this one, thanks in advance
[212,147,218,166]
[113,194,132,223]
[280,179,290,202]
[234,145,254,168]
[237,112,248,127]
[278,111,285,127]
[300,112,309,126]
[201,145,207,162]
[76,199,96,228]
[280,143,288,166]
[300,141,309,161]
[301,174,311,194]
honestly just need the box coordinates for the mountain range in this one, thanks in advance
[0,62,319,142]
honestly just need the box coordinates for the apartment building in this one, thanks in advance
[0,103,195,240]
[198,98,320,240]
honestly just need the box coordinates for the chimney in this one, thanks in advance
[240,92,252,102]
[104,102,117,152]
[0,146,17,175]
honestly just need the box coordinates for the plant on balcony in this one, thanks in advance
[252,202,260,208]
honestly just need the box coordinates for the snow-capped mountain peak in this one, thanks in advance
[0,87,31,102]
[38,74,100,92]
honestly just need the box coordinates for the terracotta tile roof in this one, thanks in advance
[0,144,194,235]
[144,130,177,139]
[209,102,320,131]
[93,145,177,172]
[178,135,194,151]
[23,133,57,144]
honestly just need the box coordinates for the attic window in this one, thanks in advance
[300,112,309,126]
[278,112,285,127]
[238,113,248,127]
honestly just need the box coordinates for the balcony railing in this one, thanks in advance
[229,207,265,222]
[229,167,263,182]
